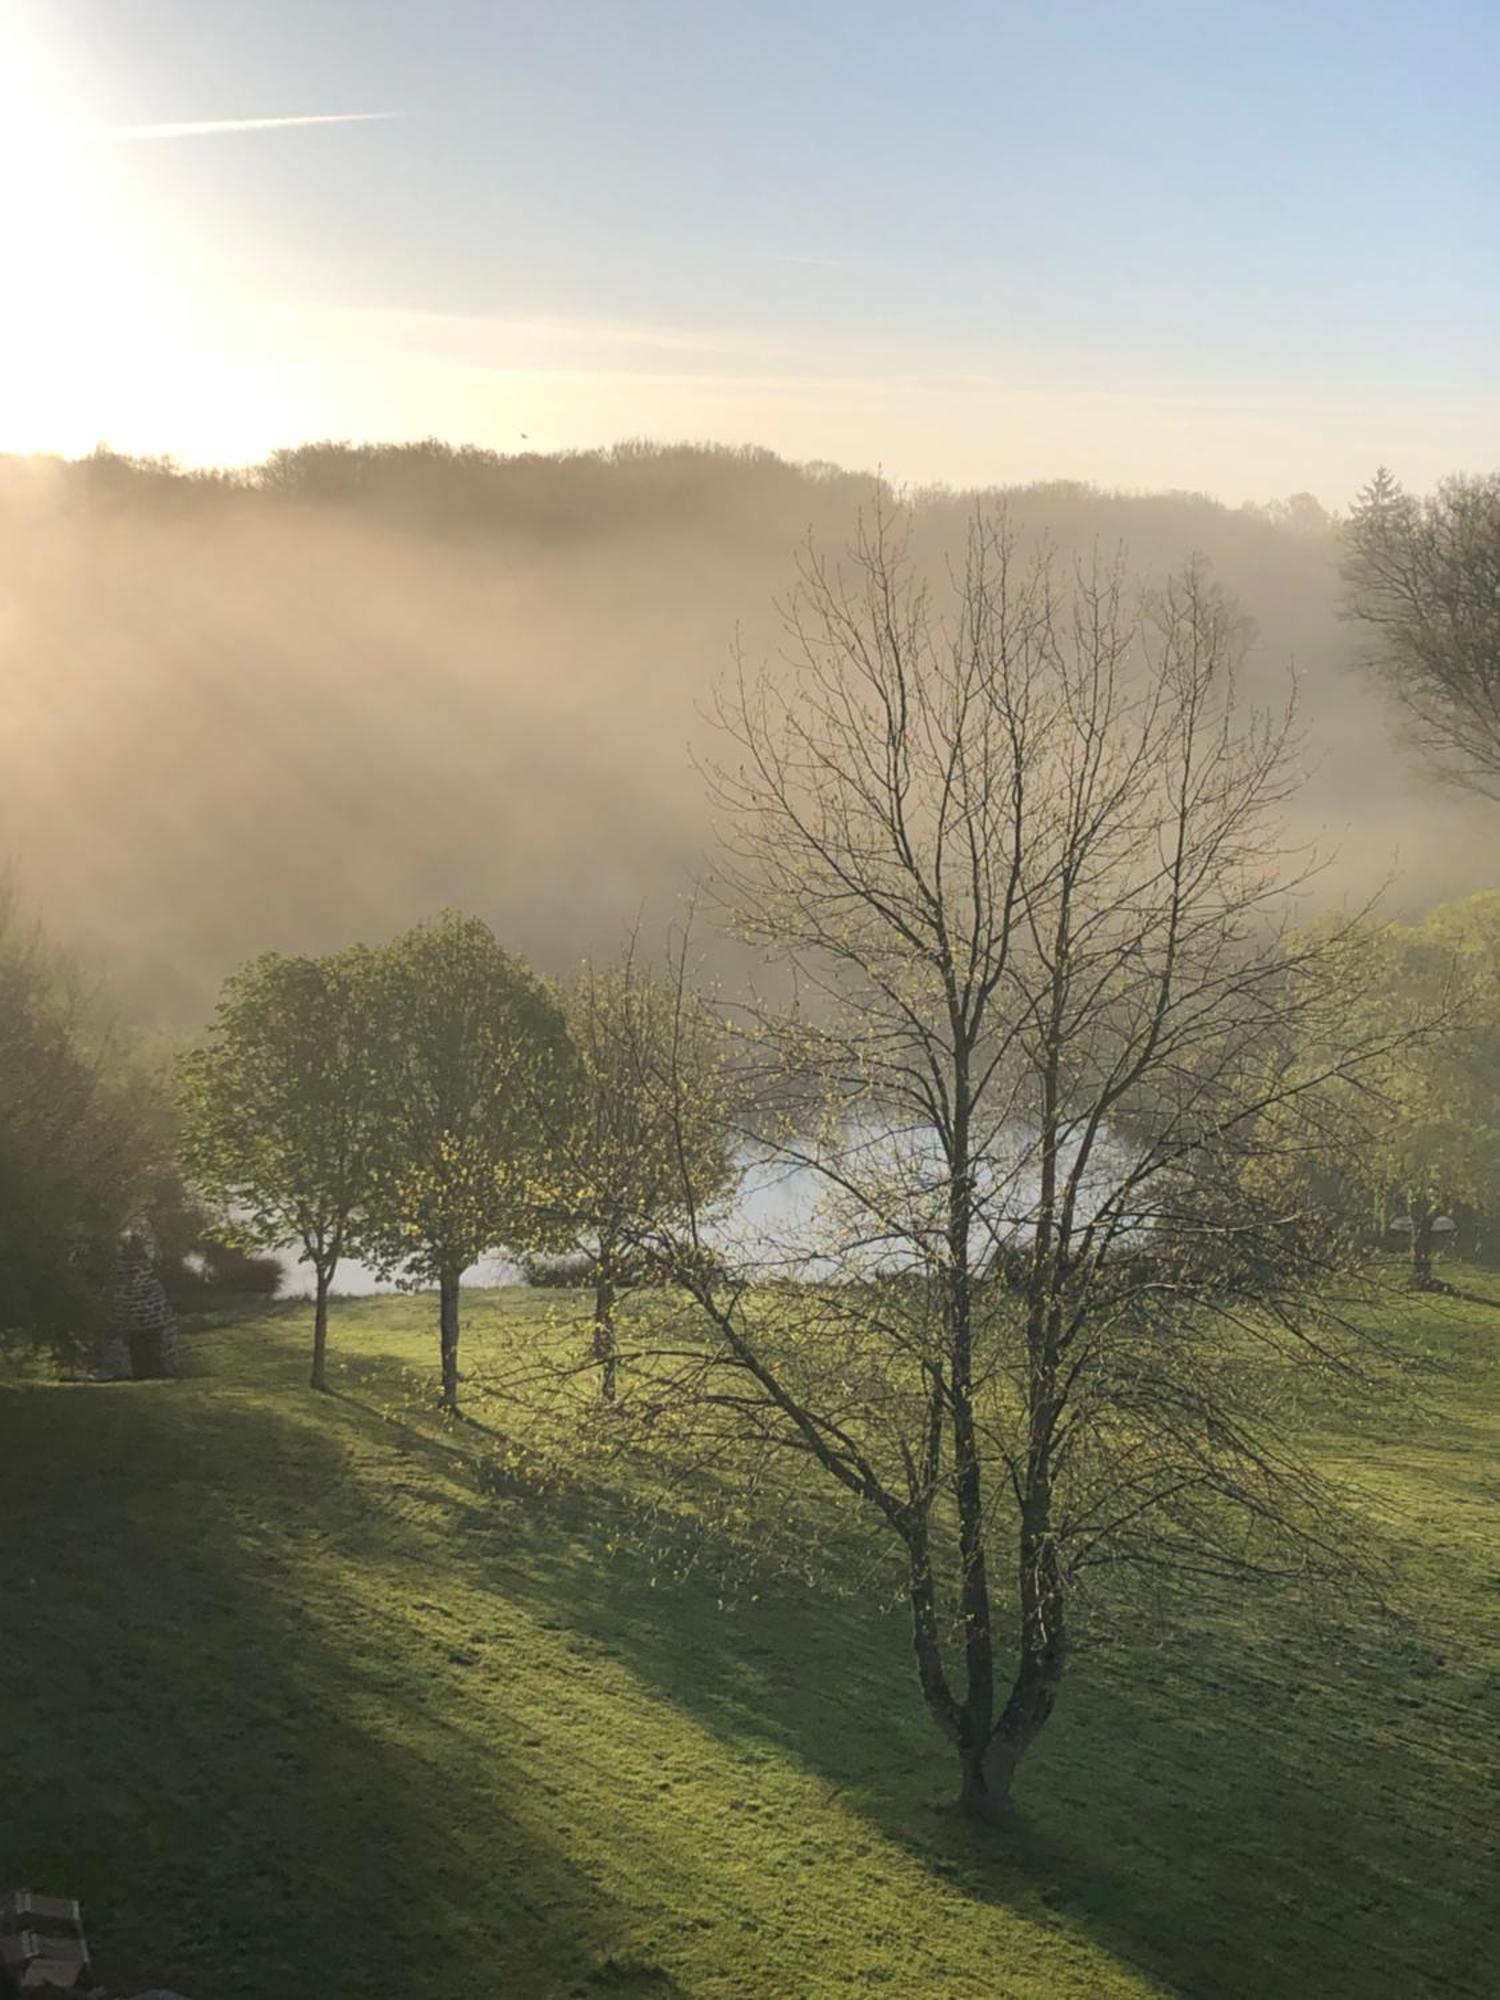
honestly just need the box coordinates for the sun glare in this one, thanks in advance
[0,16,113,451]
[0,11,295,465]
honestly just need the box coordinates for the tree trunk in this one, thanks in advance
[439,1269,461,1409]
[903,1528,1016,1820]
[593,1253,618,1402]
[957,1734,1019,1822]
[907,1527,963,1750]
[945,1062,998,1795]
[310,1270,331,1391]
[958,1520,1068,1819]
[966,1019,1069,1822]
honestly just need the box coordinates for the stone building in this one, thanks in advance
[101,1237,180,1380]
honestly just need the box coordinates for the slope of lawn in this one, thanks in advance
[1,1275,1496,1999]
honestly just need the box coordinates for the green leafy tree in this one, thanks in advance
[1314,896,1500,1287]
[544,940,735,1399]
[0,894,183,1357]
[365,913,574,1410]
[179,946,384,1388]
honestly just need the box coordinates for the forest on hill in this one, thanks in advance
[0,440,1485,1021]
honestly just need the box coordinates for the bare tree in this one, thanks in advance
[636,506,1392,1819]
[1344,467,1500,795]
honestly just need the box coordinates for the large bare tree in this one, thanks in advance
[635,506,1393,1819]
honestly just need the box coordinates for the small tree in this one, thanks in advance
[1318,896,1500,1287]
[365,913,573,1410]
[1345,467,1500,794]
[179,945,383,1388]
[644,506,1396,1819]
[545,939,735,1400]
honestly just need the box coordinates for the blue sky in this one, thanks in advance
[4,0,1497,499]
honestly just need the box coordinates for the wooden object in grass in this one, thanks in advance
[0,1892,89,1992]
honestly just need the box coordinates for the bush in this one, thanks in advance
[200,1240,285,1297]
[161,1239,285,1307]
[520,1244,731,1290]
[521,1251,595,1289]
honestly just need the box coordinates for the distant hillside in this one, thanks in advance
[0,441,1486,1020]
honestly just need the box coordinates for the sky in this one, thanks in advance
[1,0,1496,503]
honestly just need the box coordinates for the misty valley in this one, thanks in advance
[5,441,1498,1999]
[3,6,1498,1992]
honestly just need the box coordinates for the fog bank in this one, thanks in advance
[0,440,1483,1021]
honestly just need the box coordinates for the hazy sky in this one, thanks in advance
[3,0,1496,501]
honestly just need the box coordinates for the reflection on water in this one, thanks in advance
[275,1251,523,1298]
[274,1126,1129,1298]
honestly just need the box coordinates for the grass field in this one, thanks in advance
[2,1277,1496,1999]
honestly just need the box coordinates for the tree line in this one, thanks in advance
[178,912,734,1405]
[13,434,1457,1031]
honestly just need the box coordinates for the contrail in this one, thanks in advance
[92,112,396,142]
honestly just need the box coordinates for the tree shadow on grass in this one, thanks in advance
[0,1379,687,2000]
[451,1449,1498,2000]
[1441,1284,1500,1313]
[21,1343,1491,2000]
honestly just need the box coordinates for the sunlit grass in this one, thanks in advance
[1,1275,1495,1997]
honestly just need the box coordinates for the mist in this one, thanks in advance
[0,439,1483,1024]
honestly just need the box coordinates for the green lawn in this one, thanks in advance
[2,1279,1496,1999]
